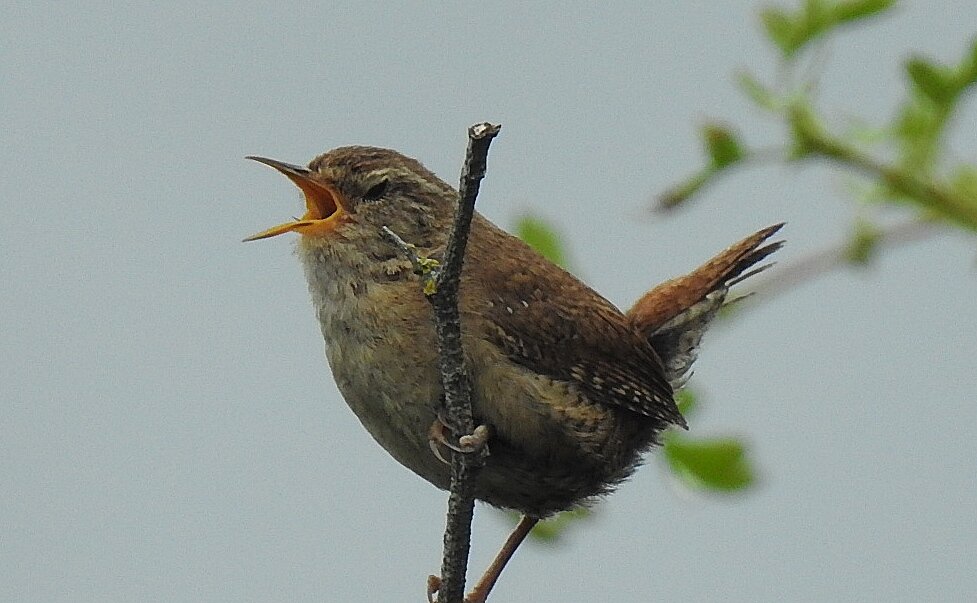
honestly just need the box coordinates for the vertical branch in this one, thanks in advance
[381,122,502,603]
[434,122,503,435]
[433,122,502,603]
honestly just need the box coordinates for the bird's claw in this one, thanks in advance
[428,419,491,464]
[458,424,491,451]
[428,437,450,465]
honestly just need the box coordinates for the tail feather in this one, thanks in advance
[627,223,784,389]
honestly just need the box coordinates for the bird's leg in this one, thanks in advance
[428,417,491,464]
[464,515,539,603]
[427,515,537,603]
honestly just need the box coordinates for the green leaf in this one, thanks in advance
[514,216,568,268]
[664,435,755,492]
[895,40,977,176]
[529,507,593,543]
[498,507,594,543]
[950,165,977,200]
[674,388,698,418]
[787,102,826,158]
[906,58,956,105]
[844,219,881,265]
[893,100,941,173]
[831,0,896,25]
[962,37,977,88]
[760,7,798,56]
[736,71,780,111]
[657,169,713,211]
[894,102,931,142]
[761,0,895,58]
[702,123,745,168]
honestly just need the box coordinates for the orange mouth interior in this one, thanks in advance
[244,156,346,242]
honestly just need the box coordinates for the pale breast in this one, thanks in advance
[300,240,452,488]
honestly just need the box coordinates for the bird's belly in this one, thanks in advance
[323,331,649,517]
[324,334,452,491]
[315,282,651,516]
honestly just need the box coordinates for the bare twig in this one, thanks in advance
[745,218,945,300]
[380,226,442,295]
[655,146,788,212]
[801,129,977,232]
[434,122,501,603]
[380,226,425,270]
[381,122,502,603]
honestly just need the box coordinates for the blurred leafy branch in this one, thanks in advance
[662,0,977,256]
[510,0,976,539]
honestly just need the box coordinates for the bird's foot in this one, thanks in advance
[428,419,491,464]
[426,575,441,603]
[458,424,491,452]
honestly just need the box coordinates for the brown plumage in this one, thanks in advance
[629,223,785,388]
[246,146,782,599]
[246,146,782,515]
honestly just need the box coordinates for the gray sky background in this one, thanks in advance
[3,2,976,601]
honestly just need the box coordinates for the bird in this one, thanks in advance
[244,145,783,602]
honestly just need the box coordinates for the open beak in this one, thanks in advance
[243,156,347,242]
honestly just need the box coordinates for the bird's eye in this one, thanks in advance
[363,180,389,202]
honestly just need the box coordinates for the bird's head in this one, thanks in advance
[244,146,457,254]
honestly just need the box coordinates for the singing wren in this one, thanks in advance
[244,146,782,517]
